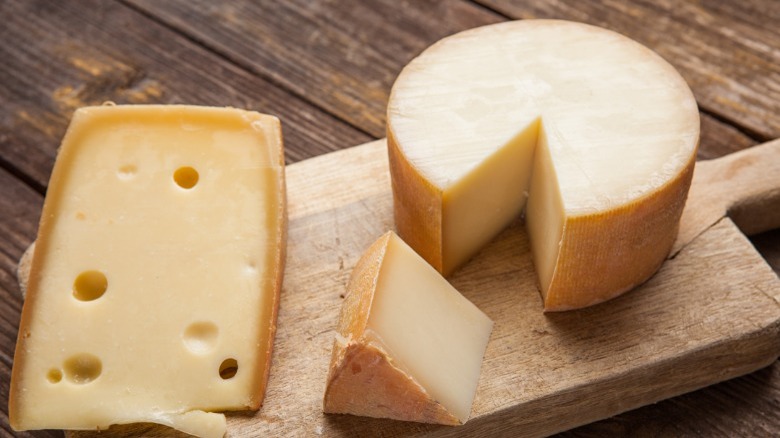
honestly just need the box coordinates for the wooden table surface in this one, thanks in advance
[1,1,779,436]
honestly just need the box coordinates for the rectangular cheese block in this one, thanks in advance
[9,105,287,438]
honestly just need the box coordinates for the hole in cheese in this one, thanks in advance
[46,368,62,384]
[182,322,219,355]
[72,270,108,302]
[219,358,238,380]
[174,166,199,189]
[117,164,137,180]
[63,353,102,384]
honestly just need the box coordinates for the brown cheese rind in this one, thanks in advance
[324,342,459,425]
[387,130,446,274]
[250,117,287,408]
[544,152,697,311]
[323,231,460,425]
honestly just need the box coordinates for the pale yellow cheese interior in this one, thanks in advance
[443,120,539,272]
[10,105,286,437]
[526,129,565,298]
[365,233,493,423]
[388,20,699,294]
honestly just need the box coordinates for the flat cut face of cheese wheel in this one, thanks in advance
[389,19,699,215]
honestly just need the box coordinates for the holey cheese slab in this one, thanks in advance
[12,106,286,438]
[18,139,780,437]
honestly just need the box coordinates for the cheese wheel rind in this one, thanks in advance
[541,153,696,310]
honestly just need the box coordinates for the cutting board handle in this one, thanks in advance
[674,138,780,254]
[719,139,780,235]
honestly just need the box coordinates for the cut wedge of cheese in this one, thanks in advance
[9,105,287,438]
[324,232,493,425]
[387,20,700,310]
[323,231,493,425]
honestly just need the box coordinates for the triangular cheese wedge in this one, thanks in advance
[387,20,700,310]
[324,232,493,425]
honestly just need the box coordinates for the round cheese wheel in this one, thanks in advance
[387,20,699,310]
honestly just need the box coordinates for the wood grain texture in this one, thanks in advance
[125,0,503,139]
[476,0,780,141]
[124,0,756,161]
[0,0,370,189]
[698,113,756,160]
[13,140,776,437]
[673,139,780,256]
[559,362,780,437]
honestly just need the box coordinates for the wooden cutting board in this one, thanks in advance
[18,138,780,437]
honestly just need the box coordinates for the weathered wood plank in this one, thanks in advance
[126,0,756,161]
[125,0,503,138]
[0,0,370,190]
[0,168,60,438]
[702,0,780,35]
[476,0,780,141]
[673,140,780,255]
[562,361,780,437]
[698,113,756,160]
